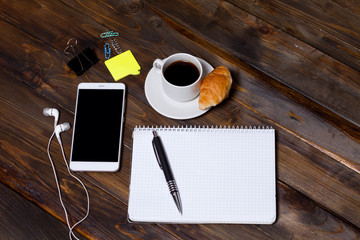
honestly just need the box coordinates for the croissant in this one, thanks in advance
[198,66,232,110]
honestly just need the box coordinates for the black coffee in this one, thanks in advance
[164,61,200,86]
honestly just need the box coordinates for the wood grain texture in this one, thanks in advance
[228,0,360,72]
[1,0,359,172]
[147,0,360,127]
[0,71,178,240]
[0,45,272,240]
[0,0,360,239]
[0,183,81,240]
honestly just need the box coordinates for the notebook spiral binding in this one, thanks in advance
[134,125,273,133]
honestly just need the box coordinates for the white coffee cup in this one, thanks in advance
[153,53,203,102]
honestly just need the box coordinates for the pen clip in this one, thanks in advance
[152,141,163,170]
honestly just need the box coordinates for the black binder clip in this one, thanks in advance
[64,38,98,76]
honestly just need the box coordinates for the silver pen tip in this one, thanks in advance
[152,130,158,137]
[172,192,183,215]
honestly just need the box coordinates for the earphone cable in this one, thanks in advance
[47,131,90,240]
[58,134,90,239]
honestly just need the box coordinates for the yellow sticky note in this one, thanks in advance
[104,50,141,81]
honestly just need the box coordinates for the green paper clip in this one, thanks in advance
[100,31,119,38]
[104,50,141,81]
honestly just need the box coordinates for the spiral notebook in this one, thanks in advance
[128,126,276,224]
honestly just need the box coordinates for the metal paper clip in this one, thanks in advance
[110,39,122,55]
[100,31,119,38]
[104,43,111,59]
[64,38,79,58]
[64,38,85,72]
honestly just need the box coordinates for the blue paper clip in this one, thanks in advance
[100,31,119,38]
[104,43,111,59]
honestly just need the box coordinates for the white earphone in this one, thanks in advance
[43,108,71,146]
[43,108,89,240]
[55,122,71,145]
[43,108,60,127]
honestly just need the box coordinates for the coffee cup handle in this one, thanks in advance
[153,59,163,73]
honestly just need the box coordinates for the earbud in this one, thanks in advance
[43,108,71,145]
[55,122,71,145]
[43,108,59,127]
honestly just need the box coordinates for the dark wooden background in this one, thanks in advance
[0,0,359,239]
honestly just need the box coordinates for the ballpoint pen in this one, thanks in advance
[152,130,183,214]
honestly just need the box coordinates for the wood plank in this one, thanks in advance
[0,72,178,239]
[0,0,359,238]
[0,0,359,226]
[146,0,360,127]
[0,39,275,238]
[0,62,267,239]
[0,183,83,240]
[0,68,358,239]
[262,181,360,239]
[228,0,360,72]
[1,0,359,173]
[0,140,176,240]
[0,74,275,239]
[1,66,359,240]
[145,0,360,174]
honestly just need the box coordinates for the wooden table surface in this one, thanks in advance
[1,0,359,239]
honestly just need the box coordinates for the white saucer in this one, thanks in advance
[144,58,214,120]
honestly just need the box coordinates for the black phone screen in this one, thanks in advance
[71,89,125,162]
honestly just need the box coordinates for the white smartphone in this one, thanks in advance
[70,82,126,172]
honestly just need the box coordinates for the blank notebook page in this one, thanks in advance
[128,127,276,224]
